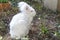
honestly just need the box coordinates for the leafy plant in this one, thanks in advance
[41,24,49,34]
[0,0,8,3]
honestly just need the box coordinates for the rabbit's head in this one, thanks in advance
[20,4,36,17]
[17,2,27,9]
[17,2,28,12]
[18,2,36,17]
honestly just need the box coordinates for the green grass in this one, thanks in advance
[0,0,8,3]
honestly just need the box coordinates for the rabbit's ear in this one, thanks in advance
[17,2,22,7]
[25,6,29,10]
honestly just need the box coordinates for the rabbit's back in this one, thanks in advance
[9,13,31,39]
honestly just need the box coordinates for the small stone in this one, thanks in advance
[38,18,40,20]
[0,36,2,40]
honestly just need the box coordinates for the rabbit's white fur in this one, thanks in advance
[18,2,27,8]
[9,2,36,39]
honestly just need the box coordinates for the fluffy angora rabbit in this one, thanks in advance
[9,2,36,39]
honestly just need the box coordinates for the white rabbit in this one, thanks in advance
[9,2,36,39]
